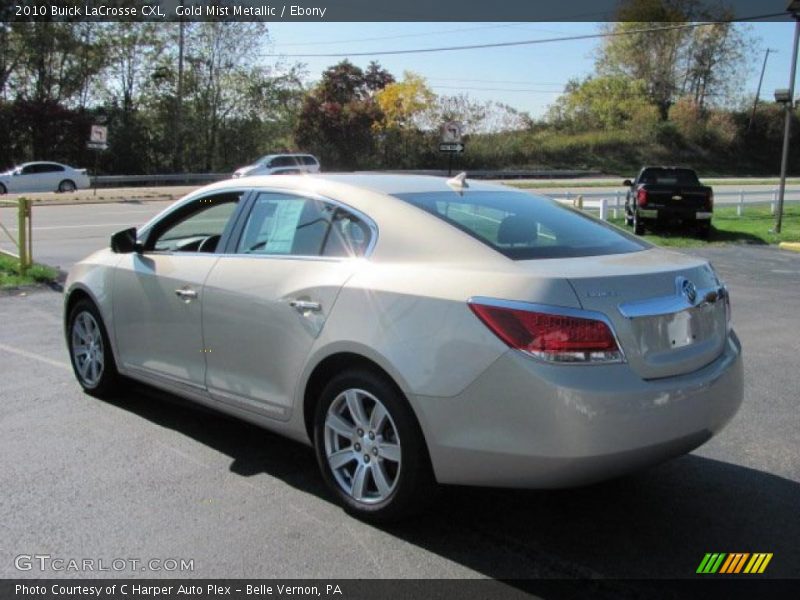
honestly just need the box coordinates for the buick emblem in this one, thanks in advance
[681,278,698,304]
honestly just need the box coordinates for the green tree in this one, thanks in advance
[548,75,658,131]
[597,0,754,117]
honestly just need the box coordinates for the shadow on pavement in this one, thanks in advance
[104,380,799,585]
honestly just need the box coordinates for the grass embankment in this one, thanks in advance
[608,205,800,248]
[509,178,800,189]
[0,254,58,289]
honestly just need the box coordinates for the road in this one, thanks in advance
[2,183,800,271]
[1,246,799,589]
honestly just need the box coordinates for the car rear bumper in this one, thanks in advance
[411,331,743,488]
[638,207,712,221]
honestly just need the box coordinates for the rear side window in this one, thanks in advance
[237,192,371,257]
[395,191,647,260]
[639,168,700,185]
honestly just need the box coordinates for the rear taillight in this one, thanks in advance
[707,191,714,211]
[636,188,648,207]
[469,300,623,363]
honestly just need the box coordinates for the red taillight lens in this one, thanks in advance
[469,302,623,363]
[707,191,714,211]
[636,188,648,207]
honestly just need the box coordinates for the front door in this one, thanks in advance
[112,191,245,389]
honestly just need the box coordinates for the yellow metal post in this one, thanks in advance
[17,198,31,275]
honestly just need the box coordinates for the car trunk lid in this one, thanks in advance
[519,249,728,379]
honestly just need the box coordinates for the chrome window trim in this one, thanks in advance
[228,187,379,259]
[467,296,627,365]
[137,187,255,243]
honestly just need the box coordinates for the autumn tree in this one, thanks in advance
[295,60,394,169]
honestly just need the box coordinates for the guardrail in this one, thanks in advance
[0,197,33,274]
[89,169,603,188]
[93,173,228,187]
[549,188,800,220]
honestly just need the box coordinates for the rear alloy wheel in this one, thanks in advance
[58,179,77,193]
[67,299,119,397]
[314,369,436,521]
[633,211,645,235]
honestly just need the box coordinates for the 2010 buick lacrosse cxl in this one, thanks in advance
[64,174,743,520]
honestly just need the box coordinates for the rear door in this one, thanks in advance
[202,190,374,419]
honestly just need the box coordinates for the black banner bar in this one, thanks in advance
[4,0,797,23]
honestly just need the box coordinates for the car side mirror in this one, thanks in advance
[623,179,632,187]
[110,227,142,254]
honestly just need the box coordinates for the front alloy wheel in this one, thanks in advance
[67,299,119,397]
[314,369,436,521]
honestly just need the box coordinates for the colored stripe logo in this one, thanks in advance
[696,553,773,574]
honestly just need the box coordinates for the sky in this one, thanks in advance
[263,21,800,118]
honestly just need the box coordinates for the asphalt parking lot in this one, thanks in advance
[1,245,799,589]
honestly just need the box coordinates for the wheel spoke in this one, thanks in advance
[369,402,387,431]
[345,390,369,429]
[371,462,392,497]
[78,357,91,378]
[328,449,356,470]
[326,413,355,439]
[379,442,401,463]
[351,463,369,501]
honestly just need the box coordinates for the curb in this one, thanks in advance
[779,242,800,253]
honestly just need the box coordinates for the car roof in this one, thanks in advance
[153,173,532,265]
[20,161,67,167]
[215,172,518,196]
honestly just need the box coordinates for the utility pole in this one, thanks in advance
[748,48,777,132]
[775,9,800,234]
[174,18,185,173]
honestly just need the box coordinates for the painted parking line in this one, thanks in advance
[0,342,71,370]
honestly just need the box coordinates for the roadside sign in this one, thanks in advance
[86,141,108,151]
[441,121,463,144]
[90,125,108,144]
[439,142,464,153]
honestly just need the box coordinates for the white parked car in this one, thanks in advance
[64,174,743,520]
[232,154,320,178]
[0,161,90,194]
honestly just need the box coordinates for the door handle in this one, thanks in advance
[175,288,198,300]
[289,299,322,313]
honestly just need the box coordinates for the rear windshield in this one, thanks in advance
[639,168,700,186]
[395,191,648,260]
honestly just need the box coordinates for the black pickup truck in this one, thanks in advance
[623,167,714,237]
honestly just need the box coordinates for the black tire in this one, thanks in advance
[698,223,712,240]
[58,179,76,193]
[0,183,6,195]
[313,368,437,522]
[633,211,645,235]
[66,298,120,398]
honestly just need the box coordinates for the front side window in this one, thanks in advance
[237,192,371,257]
[396,191,647,260]
[148,192,243,252]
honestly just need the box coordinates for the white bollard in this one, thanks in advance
[599,198,607,221]
[772,190,777,215]
[737,191,744,217]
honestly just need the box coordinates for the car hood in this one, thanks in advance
[233,165,260,177]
